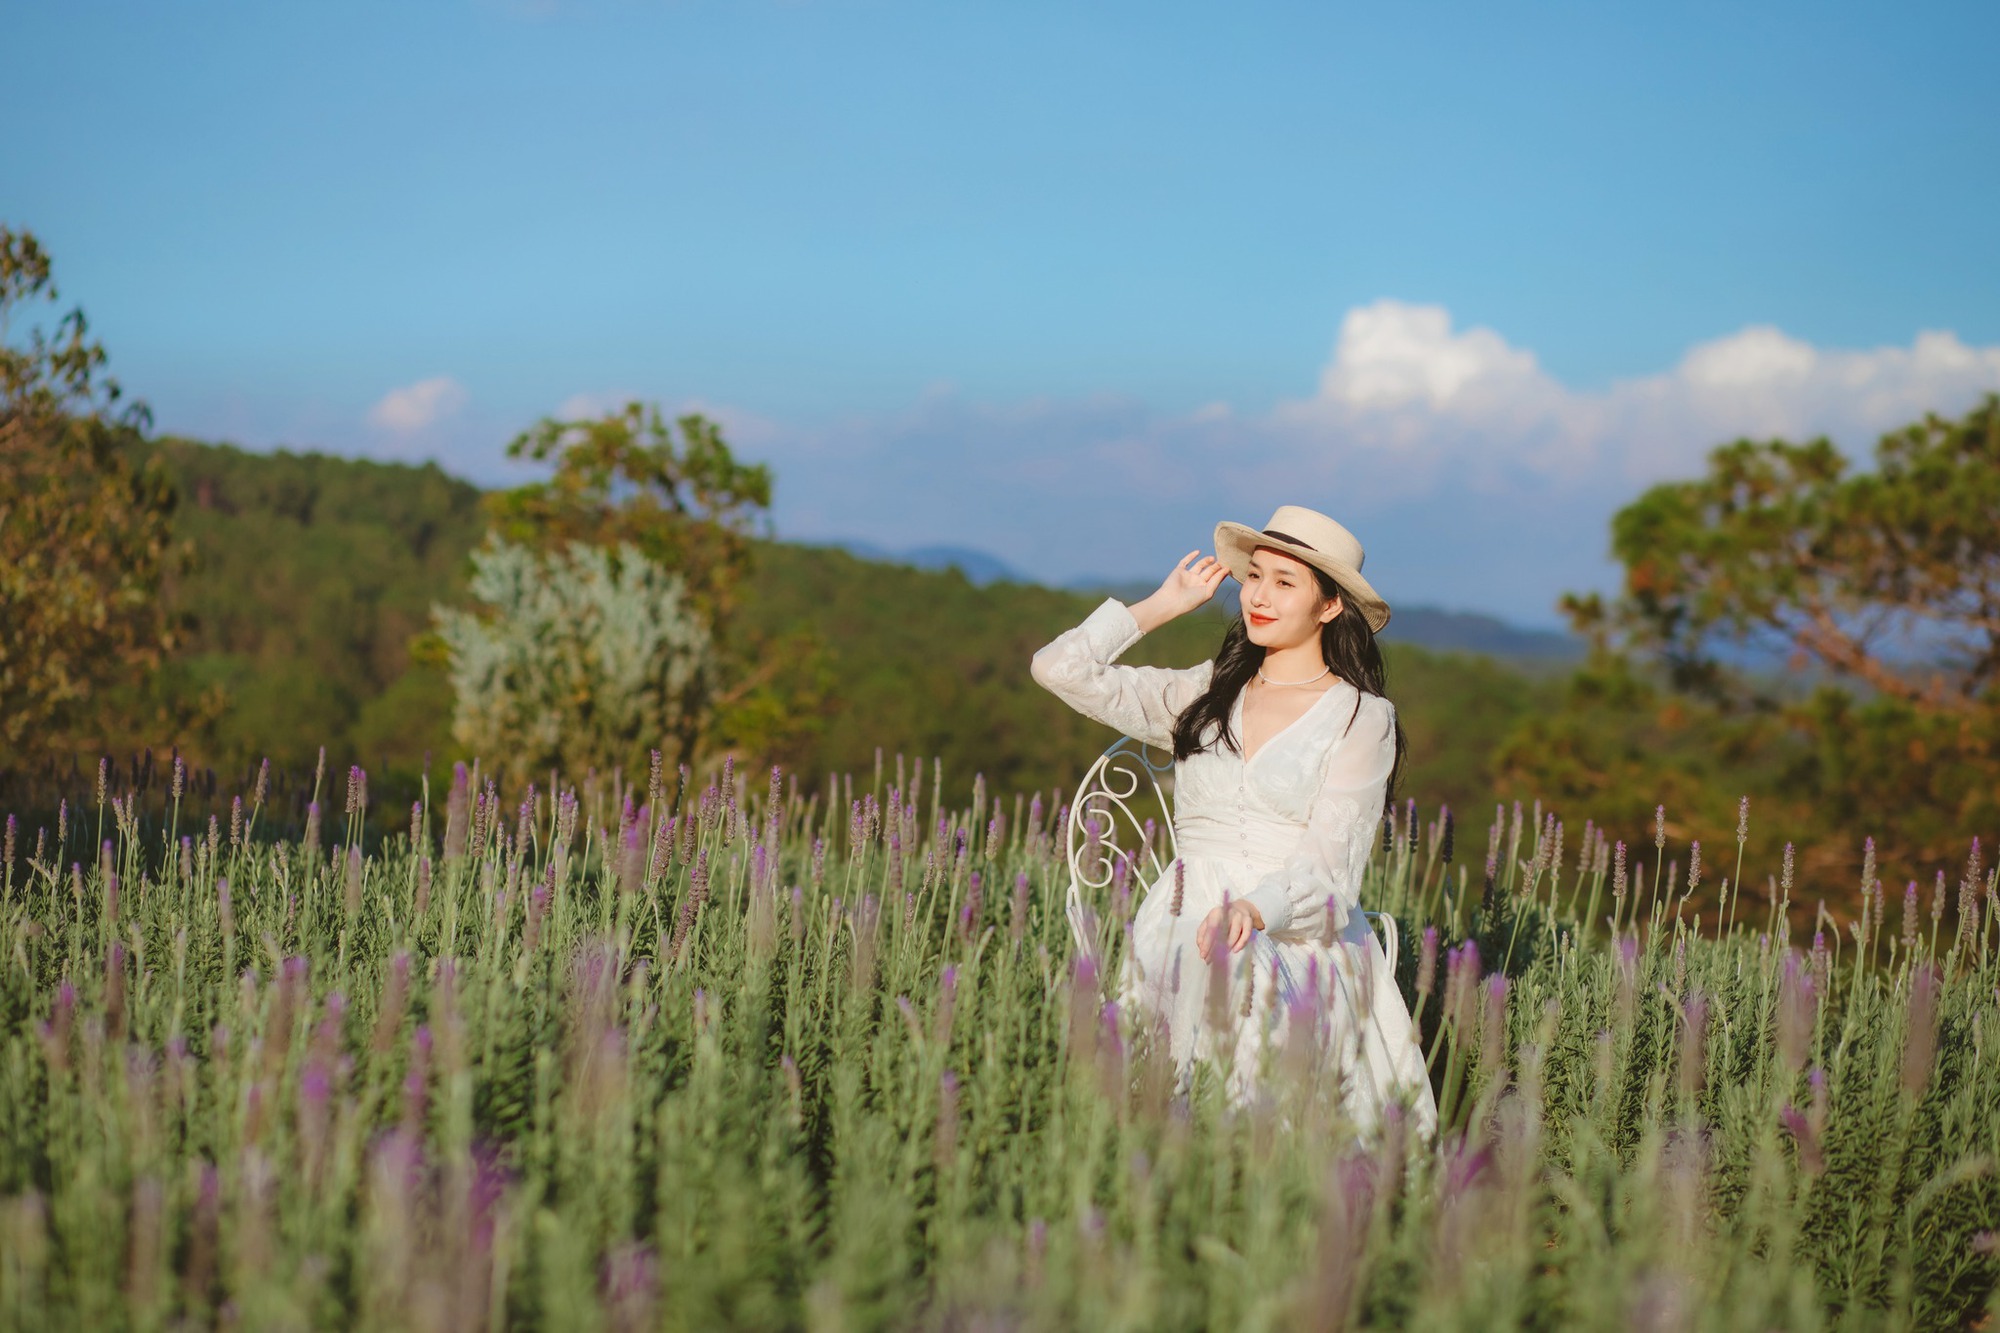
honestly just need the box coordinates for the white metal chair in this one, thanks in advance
[1064,736,1400,973]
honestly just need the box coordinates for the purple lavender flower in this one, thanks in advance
[690,848,711,909]
[1960,837,1986,948]
[1204,910,1234,1034]
[403,1026,432,1130]
[442,766,470,861]
[1901,965,1940,1097]
[1442,940,1481,1037]
[1479,973,1510,1076]
[1442,1137,1494,1202]
[1776,951,1815,1075]
[1779,1095,1824,1178]
[601,1242,659,1333]
[1071,955,1104,1064]
[935,966,958,1049]
[345,844,364,916]
[962,872,984,941]
[373,952,411,1056]
[1678,989,1708,1101]
[935,1070,960,1170]
[650,814,677,881]
[298,1062,333,1174]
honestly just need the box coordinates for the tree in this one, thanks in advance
[0,227,183,765]
[449,402,824,774]
[486,403,772,621]
[433,538,715,785]
[1565,396,2000,708]
[1503,397,2000,897]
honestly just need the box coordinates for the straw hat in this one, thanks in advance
[1213,505,1391,632]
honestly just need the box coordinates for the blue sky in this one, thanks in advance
[8,0,1999,625]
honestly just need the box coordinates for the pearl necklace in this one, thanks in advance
[1256,664,1331,687]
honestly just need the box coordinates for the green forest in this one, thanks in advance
[6,208,1996,924]
[95,436,1550,819]
[12,396,2000,925]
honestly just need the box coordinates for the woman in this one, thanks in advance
[1030,506,1435,1133]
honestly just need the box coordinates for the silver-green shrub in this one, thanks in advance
[433,537,712,782]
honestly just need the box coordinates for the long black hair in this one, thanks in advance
[1170,563,1406,808]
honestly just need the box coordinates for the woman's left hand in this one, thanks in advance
[1196,899,1264,960]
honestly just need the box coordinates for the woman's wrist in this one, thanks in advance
[1126,592,1181,634]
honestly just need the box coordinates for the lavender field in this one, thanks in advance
[1,752,1996,1331]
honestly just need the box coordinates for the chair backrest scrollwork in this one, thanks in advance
[1063,736,1401,976]
[1064,737,1176,964]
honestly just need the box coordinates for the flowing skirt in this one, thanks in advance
[1118,852,1438,1136]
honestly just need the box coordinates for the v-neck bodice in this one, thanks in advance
[1235,679,1343,766]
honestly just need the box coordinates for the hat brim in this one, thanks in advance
[1213,521,1391,633]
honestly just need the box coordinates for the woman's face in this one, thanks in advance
[1239,548,1341,649]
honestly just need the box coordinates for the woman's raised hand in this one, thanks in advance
[1129,551,1228,633]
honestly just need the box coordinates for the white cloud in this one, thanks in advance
[367,376,469,433]
[1315,300,1546,411]
[555,390,631,421]
[1259,301,2000,495]
[738,303,2000,623]
[307,310,2000,625]
[1675,325,1818,390]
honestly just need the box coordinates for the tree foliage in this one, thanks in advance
[1507,398,2000,899]
[487,403,772,620]
[433,538,715,785]
[472,402,827,772]
[13,430,1544,822]
[134,438,486,771]
[1566,396,2000,706]
[0,227,182,764]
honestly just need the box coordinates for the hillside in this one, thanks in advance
[118,438,1551,812]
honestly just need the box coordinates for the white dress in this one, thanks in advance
[1032,598,1437,1135]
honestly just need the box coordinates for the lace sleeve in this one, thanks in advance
[1029,599,1212,752]
[1242,693,1396,938]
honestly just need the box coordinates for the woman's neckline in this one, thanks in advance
[1233,678,1347,766]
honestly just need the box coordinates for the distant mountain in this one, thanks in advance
[1377,607,1579,661]
[826,541,1021,586]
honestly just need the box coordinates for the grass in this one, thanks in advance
[0,753,1996,1330]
